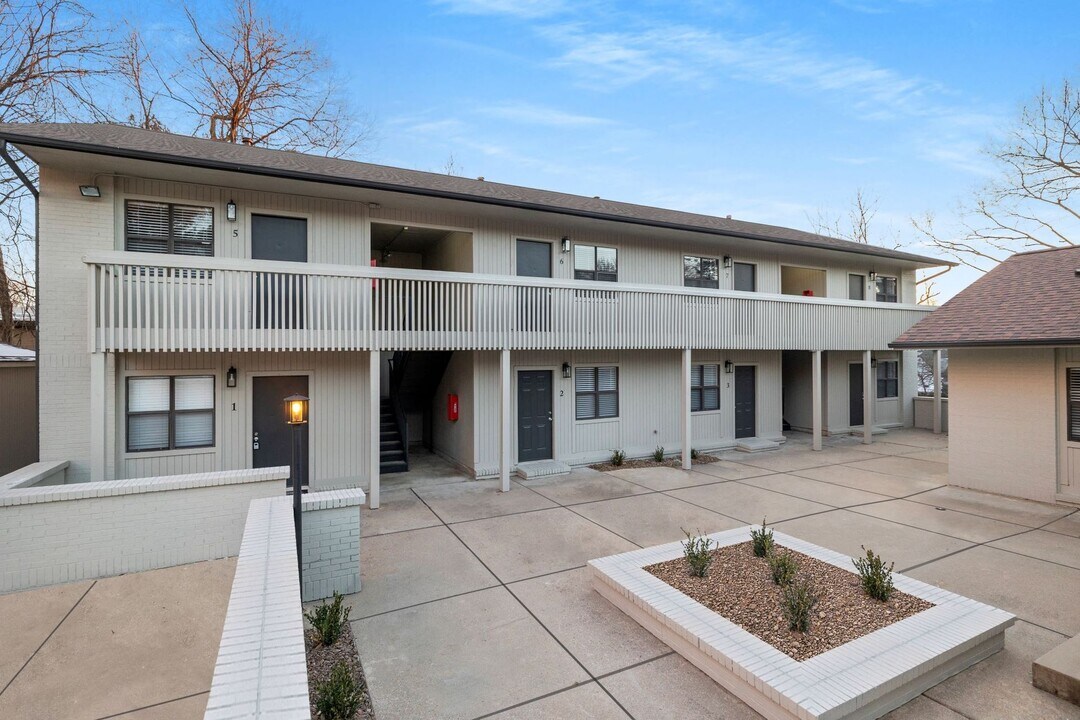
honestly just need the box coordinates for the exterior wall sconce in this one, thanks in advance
[79,185,101,198]
[226,366,237,388]
[561,237,571,253]
[226,200,237,222]
[724,360,734,374]
[868,271,877,281]
[723,255,733,268]
[562,362,572,379]
[871,358,878,369]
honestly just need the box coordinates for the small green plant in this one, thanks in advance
[610,449,626,466]
[781,578,818,633]
[853,546,895,601]
[314,661,363,720]
[304,591,351,646]
[750,517,774,558]
[652,446,665,462]
[768,551,798,587]
[682,529,715,578]
[690,448,700,460]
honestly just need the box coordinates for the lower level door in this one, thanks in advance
[734,366,756,439]
[518,370,553,462]
[252,375,309,488]
[849,363,864,427]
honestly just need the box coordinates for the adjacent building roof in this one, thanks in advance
[0,122,951,267]
[0,343,34,362]
[891,246,1080,348]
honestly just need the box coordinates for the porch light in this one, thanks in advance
[871,358,878,369]
[723,255,733,268]
[226,366,237,388]
[562,362,572,379]
[285,393,309,425]
[724,360,734,374]
[79,185,101,198]
[226,200,237,222]
[561,236,571,253]
[869,271,877,281]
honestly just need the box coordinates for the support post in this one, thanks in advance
[811,350,822,452]
[933,349,942,434]
[367,351,380,509]
[863,350,873,445]
[90,351,106,482]
[500,349,511,492]
[681,348,692,470]
[291,422,303,588]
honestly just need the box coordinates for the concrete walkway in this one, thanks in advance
[350,429,1080,719]
[0,558,234,719]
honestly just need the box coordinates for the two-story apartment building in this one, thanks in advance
[0,123,949,507]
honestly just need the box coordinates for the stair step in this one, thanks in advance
[380,460,408,474]
[380,440,402,449]
[381,451,405,462]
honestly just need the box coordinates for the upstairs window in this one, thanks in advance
[574,244,618,282]
[849,274,866,300]
[1068,368,1080,442]
[691,364,720,412]
[875,276,898,303]
[575,366,619,420]
[127,375,215,452]
[684,256,719,289]
[876,361,899,399]
[125,200,214,256]
[734,262,757,292]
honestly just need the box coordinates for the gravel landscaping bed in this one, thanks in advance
[644,541,933,661]
[306,622,375,719]
[589,454,720,472]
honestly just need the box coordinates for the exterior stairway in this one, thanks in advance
[380,398,407,474]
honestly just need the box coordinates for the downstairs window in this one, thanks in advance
[127,375,215,452]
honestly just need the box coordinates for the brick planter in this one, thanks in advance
[590,528,1014,720]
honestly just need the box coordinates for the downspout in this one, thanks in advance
[2,141,41,465]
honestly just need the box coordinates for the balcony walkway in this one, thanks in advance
[345,429,1080,720]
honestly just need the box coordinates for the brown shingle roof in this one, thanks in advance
[0,122,949,267]
[891,246,1080,348]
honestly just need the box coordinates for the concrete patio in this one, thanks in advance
[350,429,1080,720]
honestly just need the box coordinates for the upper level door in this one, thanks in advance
[252,214,308,261]
[516,239,551,278]
[516,240,552,332]
[252,215,308,329]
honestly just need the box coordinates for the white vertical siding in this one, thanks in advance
[431,351,475,470]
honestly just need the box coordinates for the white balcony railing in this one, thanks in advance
[85,251,933,353]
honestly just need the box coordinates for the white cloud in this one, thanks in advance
[432,0,567,19]
[482,101,614,127]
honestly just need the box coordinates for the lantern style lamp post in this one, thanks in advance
[285,393,309,587]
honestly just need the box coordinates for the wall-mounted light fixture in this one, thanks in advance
[561,236,571,253]
[870,358,878,369]
[724,360,734,374]
[868,271,877,281]
[226,200,237,222]
[226,366,237,388]
[723,255,733,268]
[562,362,572,379]
[79,185,101,198]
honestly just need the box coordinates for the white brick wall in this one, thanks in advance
[0,467,289,593]
[204,496,311,720]
[300,488,364,602]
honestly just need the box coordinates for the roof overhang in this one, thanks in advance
[890,338,1080,349]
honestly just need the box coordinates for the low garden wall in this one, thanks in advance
[0,466,289,593]
[301,488,365,602]
[914,396,948,432]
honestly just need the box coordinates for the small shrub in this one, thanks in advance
[853,545,895,601]
[781,578,818,633]
[304,591,351,646]
[682,529,715,578]
[768,551,798,587]
[610,449,626,466]
[314,661,363,720]
[690,448,700,460]
[652,445,665,463]
[750,517,774,558]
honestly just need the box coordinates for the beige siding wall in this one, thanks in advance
[431,351,475,469]
[823,350,909,433]
[0,364,38,474]
[114,351,371,490]
[950,348,1058,503]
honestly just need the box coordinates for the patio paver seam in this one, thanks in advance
[92,689,210,720]
[902,493,1077,529]
[726,475,942,512]
[0,579,96,698]
[468,680,605,720]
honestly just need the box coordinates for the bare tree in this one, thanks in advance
[810,189,904,248]
[117,27,168,132]
[169,0,371,156]
[443,153,464,177]
[915,78,1080,271]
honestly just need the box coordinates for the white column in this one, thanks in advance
[932,349,943,434]
[367,351,380,509]
[863,350,873,445]
[499,349,512,492]
[811,350,822,452]
[90,351,106,482]
[681,348,692,470]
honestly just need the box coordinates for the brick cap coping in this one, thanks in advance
[590,527,1015,720]
[0,466,290,507]
[301,487,366,512]
[204,496,311,720]
[0,460,70,491]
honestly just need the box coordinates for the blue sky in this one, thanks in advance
[120,0,1080,300]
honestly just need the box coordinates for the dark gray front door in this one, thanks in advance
[518,370,553,462]
[252,215,308,329]
[850,363,864,426]
[252,375,309,488]
[516,240,552,332]
[734,366,756,439]
[516,239,551,278]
